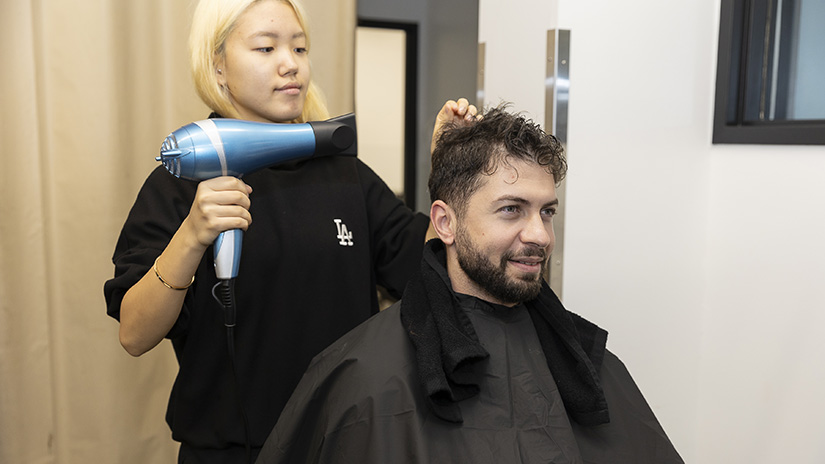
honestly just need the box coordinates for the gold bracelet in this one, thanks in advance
[153,257,194,290]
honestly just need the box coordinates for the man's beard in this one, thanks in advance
[455,226,547,305]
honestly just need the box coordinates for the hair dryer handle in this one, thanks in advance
[214,229,243,280]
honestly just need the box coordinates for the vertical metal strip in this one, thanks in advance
[545,29,570,298]
[477,42,486,109]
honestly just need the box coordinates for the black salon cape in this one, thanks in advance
[257,299,683,463]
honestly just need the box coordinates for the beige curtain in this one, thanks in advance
[0,1,354,462]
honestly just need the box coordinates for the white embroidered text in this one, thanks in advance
[334,219,354,246]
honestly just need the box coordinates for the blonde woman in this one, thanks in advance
[104,0,476,461]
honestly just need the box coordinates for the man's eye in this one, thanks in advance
[500,205,519,214]
[255,47,274,53]
[295,47,308,54]
[542,208,557,217]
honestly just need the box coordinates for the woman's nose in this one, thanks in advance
[279,51,299,76]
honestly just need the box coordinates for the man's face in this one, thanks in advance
[450,158,558,306]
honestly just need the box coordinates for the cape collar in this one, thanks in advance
[401,239,610,426]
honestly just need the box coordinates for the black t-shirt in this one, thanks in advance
[104,155,429,452]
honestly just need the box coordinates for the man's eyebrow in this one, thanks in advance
[494,195,559,207]
[494,195,528,204]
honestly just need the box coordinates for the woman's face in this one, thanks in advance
[217,0,310,123]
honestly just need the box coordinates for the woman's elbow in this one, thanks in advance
[119,327,151,357]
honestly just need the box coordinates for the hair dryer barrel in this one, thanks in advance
[157,113,357,180]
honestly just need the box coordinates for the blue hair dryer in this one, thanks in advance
[157,113,357,280]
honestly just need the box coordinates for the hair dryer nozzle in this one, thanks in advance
[309,113,357,157]
[156,132,187,177]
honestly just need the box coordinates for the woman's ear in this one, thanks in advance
[215,56,226,87]
[429,200,457,245]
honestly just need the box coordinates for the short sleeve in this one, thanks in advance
[356,160,429,298]
[103,166,199,337]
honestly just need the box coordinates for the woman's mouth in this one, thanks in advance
[276,83,302,95]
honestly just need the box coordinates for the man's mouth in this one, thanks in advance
[509,259,543,272]
[506,250,546,274]
[512,259,542,266]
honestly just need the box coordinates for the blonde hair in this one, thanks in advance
[189,0,330,123]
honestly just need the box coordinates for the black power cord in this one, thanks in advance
[212,279,253,463]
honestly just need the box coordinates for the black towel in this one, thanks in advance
[401,240,610,426]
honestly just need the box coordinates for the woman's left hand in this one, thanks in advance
[431,98,479,153]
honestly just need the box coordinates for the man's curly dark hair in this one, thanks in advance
[428,104,567,216]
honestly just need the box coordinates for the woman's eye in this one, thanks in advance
[255,47,274,53]
[295,47,308,54]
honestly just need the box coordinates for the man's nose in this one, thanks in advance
[521,214,553,248]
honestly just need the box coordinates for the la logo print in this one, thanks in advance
[334,219,354,246]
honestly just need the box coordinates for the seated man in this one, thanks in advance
[256,107,683,464]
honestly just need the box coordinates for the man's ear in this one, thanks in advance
[430,200,457,245]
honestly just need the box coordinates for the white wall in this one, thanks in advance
[481,0,825,462]
[478,0,558,118]
[702,146,825,463]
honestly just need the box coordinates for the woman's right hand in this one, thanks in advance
[183,176,254,248]
[119,176,252,357]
